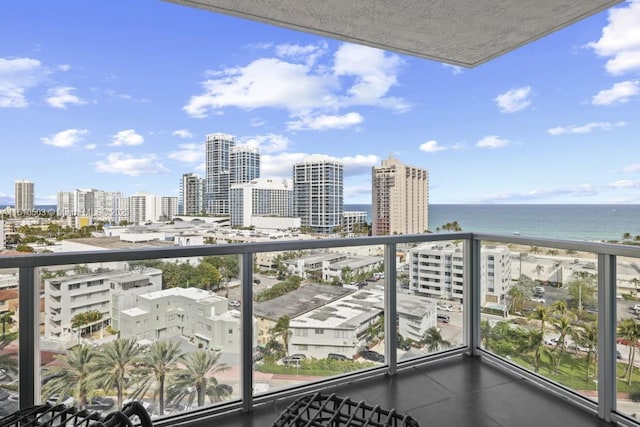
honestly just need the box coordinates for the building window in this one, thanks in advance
[315,329,324,335]
[228,329,233,334]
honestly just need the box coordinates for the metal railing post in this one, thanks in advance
[464,238,481,355]
[384,243,397,376]
[240,253,254,413]
[19,267,40,407]
[598,254,616,421]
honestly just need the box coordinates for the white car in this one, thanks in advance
[437,305,453,312]
[530,297,545,304]
[228,300,241,308]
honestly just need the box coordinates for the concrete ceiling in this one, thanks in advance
[165,0,621,67]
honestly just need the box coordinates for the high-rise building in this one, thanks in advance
[372,156,429,236]
[293,160,343,234]
[229,178,294,228]
[0,220,5,250]
[205,133,236,215]
[180,173,205,215]
[14,180,34,212]
[57,189,122,221]
[230,146,260,185]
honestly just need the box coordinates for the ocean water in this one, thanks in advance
[344,204,640,242]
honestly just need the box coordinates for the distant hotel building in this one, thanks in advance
[57,189,123,221]
[229,178,296,229]
[409,242,511,306]
[14,180,34,212]
[372,156,429,235]
[114,192,177,224]
[230,145,260,185]
[204,133,260,215]
[180,173,205,215]
[293,160,343,234]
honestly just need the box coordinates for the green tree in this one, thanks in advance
[529,306,550,337]
[71,310,102,329]
[42,344,98,410]
[623,232,632,241]
[168,350,230,408]
[196,262,221,291]
[519,329,544,373]
[480,319,494,350]
[271,316,292,356]
[568,272,596,311]
[574,323,598,381]
[92,338,141,409]
[618,318,640,384]
[552,316,572,374]
[138,340,184,415]
[0,336,17,376]
[534,265,545,280]
[421,327,451,352]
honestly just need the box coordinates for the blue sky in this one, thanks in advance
[1,1,639,205]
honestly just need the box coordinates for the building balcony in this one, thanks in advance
[0,232,637,426]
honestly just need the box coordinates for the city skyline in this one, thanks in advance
[1,1,639,205]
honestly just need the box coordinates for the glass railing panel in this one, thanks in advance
[614,256,640,418]
[399,240,464,362]
[37,257,241,420]
[480,243,598,401]
[0,268,19,416]
[252,245,385,394]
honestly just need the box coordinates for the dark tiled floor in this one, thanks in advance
[185,355,613,427]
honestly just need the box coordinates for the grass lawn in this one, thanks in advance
[256,359,375,377]
[511,348,640,393]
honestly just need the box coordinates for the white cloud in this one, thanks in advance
[57,64,72,72]
[183,43,408,119]
[172,129,193,139]
[41,128,89,148]
[494,86,532,113]
[442,64,463,75]
[275,42,327,66]
[250,117,266,127]
[261,152,379,178]
[610,179,640,188]
[110,129,144,146]
[623,163,640,173]
[547,121,626,135]
[334,44,409,111]
[419,140,448,153]
[84,143,97,150]
[46,86,86,109]
[93,153,169,176]
[587,1,640,75]
[592,80,640,105]
[287,112,364,131]
[167,143,204,163]
[476,135,510,149]
[0,57,47,108]
[241,134,292,153]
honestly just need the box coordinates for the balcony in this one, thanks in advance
[0,232,637,426]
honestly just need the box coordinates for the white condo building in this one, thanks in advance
[409,242,511,306]
[229,178,294,228]
[293,160,343,234]
[342,211,368,235]
[44,268,162,341]
[14,180,34,212]
[372,156,429,236]
[119,287,255,353]
[205,133,236,215]
[57,189,123,221]
[118,193,178,224]
[180,173,204,215]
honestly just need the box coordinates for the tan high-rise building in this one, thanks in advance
[372,156,429,236]
[14,180,35,212]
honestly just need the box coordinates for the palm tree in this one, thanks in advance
[529,246,541,254]
[138,340,184,415]
[42,344,98,410]
[618,318,640,384]
[421,327,451,352]
[519,329,544,373]
[168,350,230,409]
[0,336,17,376]
[576,323,598,381]
[530,306,550,337]
[552,316,572,374]
[480,319,493,350]
[534,265,545,280]
[271,315,292,356]
[623,232,632,241]
[92,338,141,409]
[565,249,577,257]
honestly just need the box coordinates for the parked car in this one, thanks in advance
[617,350,623,360]
[86,396,115,411]
[253,279,261,284]
[437,305,453,312]
[228,299,241,308]
[437,314,450,323]
[327,353,350,361]
[361,350,385,363]
[283,354,306,365]
[47,394,75,407]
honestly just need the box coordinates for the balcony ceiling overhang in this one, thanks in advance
[165,0,621,67]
